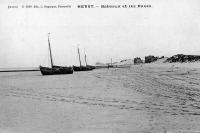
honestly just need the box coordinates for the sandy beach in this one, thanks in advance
[0,63,200,133]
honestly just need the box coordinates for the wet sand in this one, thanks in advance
[0,63,200,133]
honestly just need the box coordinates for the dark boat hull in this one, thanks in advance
[73,66,93,71]
[39,66,73,75]
[86,65,96,70]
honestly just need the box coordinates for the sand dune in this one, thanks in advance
[0,63,200,133]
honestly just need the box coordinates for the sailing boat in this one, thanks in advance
[39,33,73,75]
[73,46,93,71]
[108,58,114,68]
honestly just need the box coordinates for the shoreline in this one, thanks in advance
[0,69,39,72]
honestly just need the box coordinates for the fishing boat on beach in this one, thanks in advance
[39,33,73,75]
[73,46,94,71]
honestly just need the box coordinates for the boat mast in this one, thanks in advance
[77,46,82,67]
[48,33,54,68]
[84,50,88,66]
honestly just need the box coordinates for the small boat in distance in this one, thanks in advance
[39,33,73,75]
[73,46,93,71]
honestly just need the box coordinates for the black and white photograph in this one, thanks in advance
[0,0,200,132]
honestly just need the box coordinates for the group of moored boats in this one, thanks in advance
[39,33,95,75]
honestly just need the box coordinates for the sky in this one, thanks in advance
[0,0,200,68]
